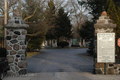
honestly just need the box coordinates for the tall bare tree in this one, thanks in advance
[66,0,89,30]
[0,0,18,18]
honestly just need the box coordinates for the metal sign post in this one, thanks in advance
[97,33,115,75]
[104,63,107,75]
[4,0,8,48]
[4,0,7,25]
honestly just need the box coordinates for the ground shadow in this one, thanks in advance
[27,49,94,74]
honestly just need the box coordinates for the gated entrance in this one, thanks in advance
[1,11,120,76]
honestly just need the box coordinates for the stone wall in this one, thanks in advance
[5,15,28,75]
[95,63,120,74]
[6,29,27,75]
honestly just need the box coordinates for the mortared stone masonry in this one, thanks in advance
[94,11,120,75]
[5,13,29,75]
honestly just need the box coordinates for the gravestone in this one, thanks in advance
[94,11,120,75]
[5,12,29,75]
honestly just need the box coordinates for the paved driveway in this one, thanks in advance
[3,49,120,80]
[27,48,94,73]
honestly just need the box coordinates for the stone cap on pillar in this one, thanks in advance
[5,12,29,29]
[94,11,116,29]
[101,11,107,16]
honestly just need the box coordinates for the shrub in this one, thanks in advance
[57,41,69,48]
[71,45,80,47]
[27,34,46,51]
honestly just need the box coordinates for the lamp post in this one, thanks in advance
[19,0,22,17]
[4,0,7,24]
[4,0,7,47]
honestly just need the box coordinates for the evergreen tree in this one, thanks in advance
[0,25,3,37]
[47,0,56,26]
[45,0,56,47]
[86,0,107,20]
[55,8,72,42]
[107,0,119,24]
[28,34,46,51]
[116,7,120,37]
[87,22,95,55]
[23,0,47,51]
[82,0,120,20]
[107,0,120,55]
[79,21,95,55]
[107,0,120,37]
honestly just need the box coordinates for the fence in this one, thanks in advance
[0,37,7,57]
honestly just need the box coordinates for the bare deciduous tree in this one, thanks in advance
[0,0,70,38]
[0,0,18,18]
[66,0,89,30]
[22,0,47,21]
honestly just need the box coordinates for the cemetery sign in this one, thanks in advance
[97,33,115,63]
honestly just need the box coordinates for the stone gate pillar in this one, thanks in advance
[5,13,29,75]
[94,11,118,74]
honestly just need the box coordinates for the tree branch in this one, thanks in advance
[24,5,38,21]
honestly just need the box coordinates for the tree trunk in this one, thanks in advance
[57,37,59,47]
[81,38,83,46]
[51,39,52,47]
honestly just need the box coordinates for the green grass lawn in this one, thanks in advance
[27,51,40,58]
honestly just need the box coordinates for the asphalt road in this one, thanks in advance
[3,49,120,80]
[27,48,94,73]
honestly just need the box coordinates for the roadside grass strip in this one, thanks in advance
[27,52,40,58]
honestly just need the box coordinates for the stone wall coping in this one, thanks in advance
[5,24,29,29]
[94,23,116,29]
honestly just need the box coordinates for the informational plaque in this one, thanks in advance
[97,33,115,63]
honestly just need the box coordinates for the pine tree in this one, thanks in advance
[107,0,120,56]
[47,0,56,27]
[79,21,95,55]
[117,7,120,37]
[85,0,120,20]
[28,34,46,51]
[45,0,56,47]
[107,0,120,37]
[55,8,72,42]
[107,0,119,23]
[86,0,107,20]
[0,25,3,37]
